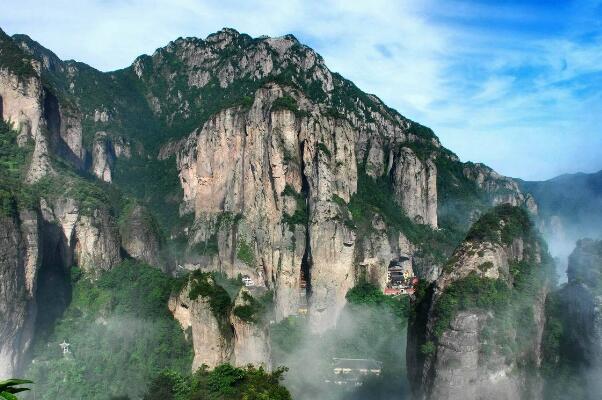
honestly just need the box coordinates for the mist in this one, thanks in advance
[270,290,412,400]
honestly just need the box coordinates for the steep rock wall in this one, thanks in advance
[408,207,550,400]
[0,210,40,379]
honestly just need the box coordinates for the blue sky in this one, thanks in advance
[2,0,601,180]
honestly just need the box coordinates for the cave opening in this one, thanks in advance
[43,89,61,138]
[33,223,73,344]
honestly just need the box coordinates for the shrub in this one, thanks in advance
[420,341,436,355]
[144,364,291,400]
[188,271,233,321]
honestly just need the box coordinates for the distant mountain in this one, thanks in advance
[519,170,602,278]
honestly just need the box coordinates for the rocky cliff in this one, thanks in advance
[408,205,553,400]
[542,239,602,400]
[169,272,271,371]
[0,210,40,378]
[0,26,539,378]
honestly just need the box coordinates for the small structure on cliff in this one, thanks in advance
[325,358,383,386]
[385,255,417,296]
[242,275,255,287]
[59,341,70,355]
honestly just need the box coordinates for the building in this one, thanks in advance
[325,358,383,386]
[242,275,254,287]
[385,255,417,296]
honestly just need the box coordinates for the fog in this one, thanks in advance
[270,299,411,400]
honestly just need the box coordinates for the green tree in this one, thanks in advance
[0,379,32,400]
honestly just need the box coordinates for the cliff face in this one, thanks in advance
[119,204,163,269]
[0,211,40,378]
[1,26,541,378]
[169,280,233,371]
[169,276,270,371]
[408,205,552,400]
[542,239,602,400]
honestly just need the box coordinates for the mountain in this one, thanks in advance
[408,204,554,400]
[1,26,539,398]
[542,239,602,400]
[519,170,602,279]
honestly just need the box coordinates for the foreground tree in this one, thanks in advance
[0,379,32,400]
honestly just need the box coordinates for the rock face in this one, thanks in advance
[543,239,602,399]
[40,196,122,276]
[169,280,271,371]
[169,281,233,371]
[0,195,121,378]
[170,82,440,331]
[0,26,544,377]
[92,131,114,182]
[408,206,551,400]
[392,147,437,227]
[119,204,163,269]
[0,67,53,182]
[463,163,538,214]
[0,211,40,378]
[230,288,271,369]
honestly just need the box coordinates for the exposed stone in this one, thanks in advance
[119,204,163,269]
[0,210,41,379]
[230,288,271,369]
[169,282,233,371]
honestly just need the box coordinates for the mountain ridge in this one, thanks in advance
[0,25,541,399]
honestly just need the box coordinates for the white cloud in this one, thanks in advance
[1,0,601,180]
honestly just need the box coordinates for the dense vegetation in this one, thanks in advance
[26,261,192,399]
[143,364,291,400]
[0,29,36,77]
[0,119,33,216]
[465,203,533,245]
[188,271,234,323]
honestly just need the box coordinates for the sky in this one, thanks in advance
[2,0,601,180]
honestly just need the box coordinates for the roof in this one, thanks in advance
[332,358,383,370]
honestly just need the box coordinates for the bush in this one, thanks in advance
[236,239,255,267]
[281,184,308,228]
[144,364,291,400]
[466,204,532,245]
[420,341,436,355]
[188,271,233,322]
[433,273,511,338]
[232,291,271,323]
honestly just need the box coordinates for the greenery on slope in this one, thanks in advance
[0,28,36,77]
[0,120,33,216]
[26,261,193,400]
[142,364,291,400]
[348,166,461,263]
[465,203,533,245]
[425,206,554,364]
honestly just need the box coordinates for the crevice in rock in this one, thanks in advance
[33,221,72,343]
[0,94,4,121]
[43,89,83,169]
[43,89,60,138]
[300,140,312,295]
